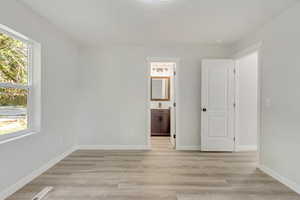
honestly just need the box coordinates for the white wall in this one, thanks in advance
[233,1,300,191]
[236,52,258,149]
[78,45,230,148]
[0,0,80,196]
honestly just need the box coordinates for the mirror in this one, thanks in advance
[151,77,170,101]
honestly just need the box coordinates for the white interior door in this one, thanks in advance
[201,59,235,151]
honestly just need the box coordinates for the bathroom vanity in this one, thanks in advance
[151,109,170,136]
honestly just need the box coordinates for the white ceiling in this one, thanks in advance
[20,0,298,46]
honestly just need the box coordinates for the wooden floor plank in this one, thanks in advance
[6,137,300,200]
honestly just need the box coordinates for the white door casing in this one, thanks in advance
[201,59,235,151]
[147,58,179,149]
[170,66,176,147]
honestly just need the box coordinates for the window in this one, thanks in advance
[0,25,41,142]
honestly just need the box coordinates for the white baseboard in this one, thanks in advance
[259,165,300,194]
[77,145,150,150]
[176,146,201,151]
[0,146,76,200]
[236,145,257,152]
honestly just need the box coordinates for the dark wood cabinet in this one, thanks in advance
[151,109,170,136]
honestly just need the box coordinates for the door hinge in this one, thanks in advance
[173,102,176,107]
[173,134,176,139]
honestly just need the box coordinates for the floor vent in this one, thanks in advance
[31,187,53,200]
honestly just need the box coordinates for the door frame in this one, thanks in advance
[146,57,180,149]
[233,42,262,160]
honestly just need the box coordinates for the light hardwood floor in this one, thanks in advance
[7,137,300,200]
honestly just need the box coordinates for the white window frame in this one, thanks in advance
[0,24,41,144]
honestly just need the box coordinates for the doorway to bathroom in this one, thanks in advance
[147,58,178,150]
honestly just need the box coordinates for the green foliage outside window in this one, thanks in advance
[0,33,28,107]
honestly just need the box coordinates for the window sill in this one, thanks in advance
[0,130,39,145]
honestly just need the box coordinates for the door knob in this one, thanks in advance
[202,108,207,112]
